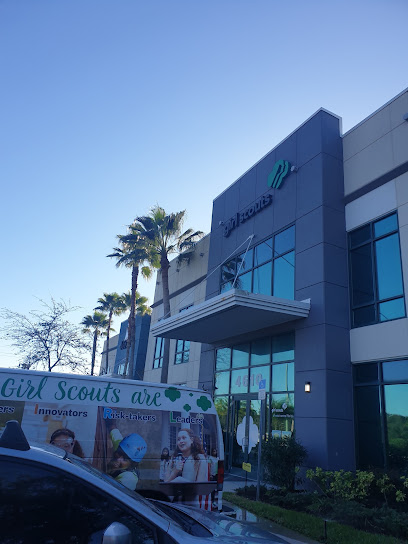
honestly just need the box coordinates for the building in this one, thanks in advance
[100,315,151,380]
[149,88,408,478]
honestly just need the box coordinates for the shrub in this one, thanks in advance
[262,435,307,492]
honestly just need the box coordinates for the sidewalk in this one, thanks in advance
[222,477,320,544]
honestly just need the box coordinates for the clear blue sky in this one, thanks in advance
[1,0,407,368]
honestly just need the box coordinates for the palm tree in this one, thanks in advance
[107,229,156,377]
[95,292,127,374]
[81,311,109,376]
[132,205,203,383]
[122,291,151,317]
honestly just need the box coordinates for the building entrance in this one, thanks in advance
[227,395,263,480]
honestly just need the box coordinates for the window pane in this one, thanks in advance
[272,333,294,363]
[353,305,376,327]
[272,363,294,392]
[176,339,183,352]
[221,281,233,293]
[232,343,250,368]
[350,244,374,306]
[251,337,270,366]
[249,365,270,393]
[253,262,272,295]
[237,249,253,272]
[355,363,379,384]
[231,369,249,394]
[271,393,294,417]
[355,386,384,469]
[215,371,230,395]
[236,270,252,291]
[374,214,398,238]
[384,384,408,471]
[382,360,408,382]
[216,348,231,371]
[154,338,163,358]
[175,352,182,364]
[274,226,295,256]
[273,251,295,299]
[349,224,371,248]
[254,240,273,266]
[221,260,236,282]
[379,298,405,322]
[183,350,189,363]
[375,234,403,300]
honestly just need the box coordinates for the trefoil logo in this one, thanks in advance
[267,159,291,189]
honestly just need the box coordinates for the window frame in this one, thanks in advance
[174,339,190,365]
[153,337,164,369]
[348,212,405,328]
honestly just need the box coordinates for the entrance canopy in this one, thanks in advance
[150,289,310,344]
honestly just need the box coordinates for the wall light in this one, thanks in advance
[305,381,311,393]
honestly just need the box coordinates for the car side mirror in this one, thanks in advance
[102,522,132,544]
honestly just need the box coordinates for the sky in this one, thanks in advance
[1,0,407,369]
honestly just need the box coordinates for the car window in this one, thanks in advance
[0,457,156,544]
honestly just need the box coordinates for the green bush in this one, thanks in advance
[262,435,307,492]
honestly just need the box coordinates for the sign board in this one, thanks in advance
[242,462,252,473]
[258,389,266,401]
[258,379,266,390]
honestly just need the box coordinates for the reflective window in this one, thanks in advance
[249,365,270,393]
[236,271,252,291]
[274,226,295,256]
[355,363,378,384]
[272,362,294,392]
[253,262,272,295]
[175,339,190,364]
[251,337,270,366]
[348,213,405,328]
[273,251,295,299]
[383,360,408,382]
[355,385,384,469]
[216,348,231,371]
[231,369,249,394]
[272,332,294,363]
[232,344,250,368]
[215,371,230,395]
[237,249,253,273]
[384,384,408,471]
[254,240,273,266]
[153,337,164,368]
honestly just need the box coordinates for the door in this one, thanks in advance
[228,395,262,480]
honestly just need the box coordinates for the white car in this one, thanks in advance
[0,420,288,544]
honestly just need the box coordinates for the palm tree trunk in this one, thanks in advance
[160,257,171,384]
[127,264,139,378]
[91,331,98,376]
[105,310,113,374]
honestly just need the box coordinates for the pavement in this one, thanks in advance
[222,476,320,544]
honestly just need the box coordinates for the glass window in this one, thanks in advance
[231,368,249,394]
[0,459,156,544]
[273,251,295,299]
[153,337,164,368]
[216,348,231,371]
[272,362,294,392]
[374,214,398,238]
[379,298,405,322]
[355,363,379,384]
[350,244,375,306]
[382,361,408,382]
[254,239,273,266]
[215,371,230,395]
[221,259,236,282]
[251,337,270,366]
[384,384,408,471]
[237,249,253,272]
[355,386,384,469]
[232,343,250,368]
[349,224,371,248]
[236,270,252,291]
[175,339,190,364]
[253,262,272,295]
[375,234,404,300]
[272,333,294,363]
[249,365,270,393]
[221,281,233,294]
[348,213,405,328]
[274,226,295,256]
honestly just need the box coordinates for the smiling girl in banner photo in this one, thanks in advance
[165,428,208,483]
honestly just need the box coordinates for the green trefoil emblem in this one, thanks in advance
[268,159,291,189]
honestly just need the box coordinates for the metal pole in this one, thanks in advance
[256,399,264,501]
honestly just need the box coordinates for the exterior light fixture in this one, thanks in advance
[305,381,311,393]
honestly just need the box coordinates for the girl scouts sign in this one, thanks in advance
[223,159,292,237]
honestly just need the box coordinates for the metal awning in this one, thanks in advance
[150,289,310,344]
